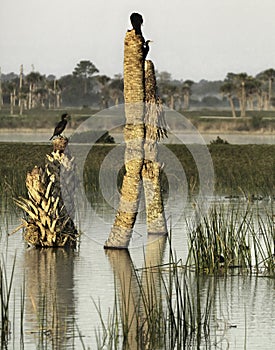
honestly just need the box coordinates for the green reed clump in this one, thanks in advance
[248,205,275,276]
[0,256,16,347]
[161,246,213,348]
[187,201,275,276]
[187,204,253,274]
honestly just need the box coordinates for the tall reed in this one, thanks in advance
[0,256,16,347]
[187,201,275,276]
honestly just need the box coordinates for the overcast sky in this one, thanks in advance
[1,0,275,81]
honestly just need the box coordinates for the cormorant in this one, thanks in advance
[130,12,143,36]
[143,40,152,59]
[49,113,69,140]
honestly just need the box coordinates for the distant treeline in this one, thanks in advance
[1,61,275,116]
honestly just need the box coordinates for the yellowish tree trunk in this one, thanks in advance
[105,27,167,248]
[104,29,145,249]
[142,60,167,235]
[18,64,24,115]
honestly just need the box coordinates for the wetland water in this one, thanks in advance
[1,131,275,144]
[1,140,275,349]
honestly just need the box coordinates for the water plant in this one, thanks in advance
[187,201,275,276]
[187,203,252,274]
[0,256,16,347]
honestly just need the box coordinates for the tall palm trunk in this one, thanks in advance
[104,29,145,249]
[19,65,24,115]
[142,60,167,234]
[240,81,246,117]
[228,95,236,118]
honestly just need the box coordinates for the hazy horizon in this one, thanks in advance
[1,0,275,81]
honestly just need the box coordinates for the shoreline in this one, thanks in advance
[0,127,274,135]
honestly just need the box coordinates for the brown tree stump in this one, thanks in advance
[15,137,79,248]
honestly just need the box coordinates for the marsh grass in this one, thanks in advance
[0,256,16,347]
[1,143,275,198]
[187,204,252,274]
[249,205,275,275]
[187,202,275,276]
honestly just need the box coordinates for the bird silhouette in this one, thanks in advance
[143,40,152,59]
[49,113,69,140]
[130,12,143,35]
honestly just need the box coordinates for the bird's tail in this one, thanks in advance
[49,135,53,140]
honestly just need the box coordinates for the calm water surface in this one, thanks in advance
[1,193,275,349]
[0,131,275,144]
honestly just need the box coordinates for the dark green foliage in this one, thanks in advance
[210,136,229,144]
[70,130,115,144]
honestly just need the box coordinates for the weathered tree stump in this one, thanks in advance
[15,137,79,248]
[142,60,167,234]
[104,29,145,249]
[104,23,167,249]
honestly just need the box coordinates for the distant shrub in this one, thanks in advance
[210,136,229,144]
[250,115,266,130]
[70,130,115,143]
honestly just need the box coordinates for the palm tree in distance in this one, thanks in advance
[256,68,275,110]
[220,80,237,118]
[73,60,99,95]
[182,79,194,110]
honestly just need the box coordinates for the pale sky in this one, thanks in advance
[1,0,275,81]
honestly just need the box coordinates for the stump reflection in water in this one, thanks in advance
[106,234,167,349]
[24,247,76,349]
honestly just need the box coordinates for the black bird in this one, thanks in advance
[49,113,69,140]
[130,12,143,36]
[143,39,152,59]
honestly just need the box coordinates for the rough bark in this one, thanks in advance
[105,31,167,249]
[15,137,79,247]
[104,29,145,249]
[143,60,167,234]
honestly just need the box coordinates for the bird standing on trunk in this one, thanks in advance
[130,13,152,60]
[49,113,69,140]
[130,12,143,35]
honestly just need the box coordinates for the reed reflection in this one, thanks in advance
[24,248,76,350]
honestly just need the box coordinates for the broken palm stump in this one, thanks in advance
[104,28,167,249]
[142,59,167,235]
[104,29,145,249]
[15,137,79,248]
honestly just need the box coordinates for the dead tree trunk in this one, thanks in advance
[104,29,145,249]
[19,64,24,116]
[142,60,167,234]
[15,137,79,248]
[104,30,167,249]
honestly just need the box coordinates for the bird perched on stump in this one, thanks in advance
[143,39,152,59]
[130,12,143,35]
[130,13,152,60]
[49,113,69,140]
